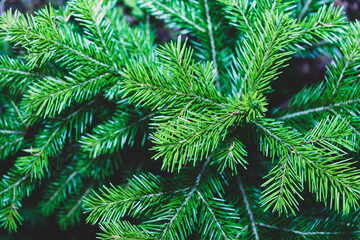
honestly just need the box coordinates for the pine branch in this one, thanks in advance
[0,56,43,93]
[24,72,111,117]
[253,118,360,213]
[0,189,23,232]
[152,109,240,171]
[212,136,248,174]
[232,9,299,100]
[58,184,93,229]
[153,157,211,240]
[40,162,90,215]
[120,37,226,110]
[238,176,259,240]
[258,222,356,237]
[84,173,191,224]
[98,221,156,240]
[0,6,122,74]
[217,0,256,34]
[139,0,206,33]
[277,97,360,121]
[81,108,155,158]
[203,0,220,90]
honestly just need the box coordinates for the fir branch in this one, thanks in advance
[10,99,25,127]
[40,159,93,215]
[152,110,239,171]
[217,0,256,34]
[0,173,31,197]
[139,0,206,33]
[157,156,211,239]
[238,176,259,240]
[253,118,360,213]
[0,137,24,159]
[198,191,226,237]
[0,130,23,135]
[98,221,156,240]
[0,7,122,74]
[203,0,220,90]
[277,98,360,120]
[233,9,299,100]
[81,109,156,158]
[84,173,192,224]
[58,184,94,229]
[298,0,312,21]
[25,72,111,117]
[0,189,23,232]
[212,136,248,174]
[330,109,360,140]
[120,37,227,110]
[257,222,357,236]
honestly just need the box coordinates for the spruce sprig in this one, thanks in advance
[1,0,360,239]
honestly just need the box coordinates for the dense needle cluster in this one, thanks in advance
[1,0,360,239]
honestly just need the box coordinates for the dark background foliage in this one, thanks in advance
[1,0,360,239]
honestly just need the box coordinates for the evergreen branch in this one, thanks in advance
[58,184,93,229]
[0,173,31,197]
[253,118,360,213]
[121,37,227,111]
[84,173,191,224]
[298,0,312,21]
[81,109,156,158]
[157,156,211,239]
[212,136,248,174]
[123,77,225,108]
[42,170,81,211]
[69,0,118,66]
[0,130,23,135]
[73,0,111,55]
[15,101,94,179]
[0,55,43,92]
[297,4,346,43]
[10,99,25,127]
[326,22,360,97]
[152,110,239,171]
[0,137,23,150]
[98,221,156,240]
[25,72,111,117]
[203,0,220,90]
[261,156,303,215]
[217,0,256,34]
[0,189,23,232]
[0,137,24,159]
[139,0,206,33]
[0,68,38,77]
[157,191,196,240]
[0,8,122,74]
[238,176,259,240]
[197,191,226,238]
[257,222,356,236]
[40,159,93,215]
[330,109,360,139]
[66,185,93,219]
[233,10,299,99]
[277,98,360,120]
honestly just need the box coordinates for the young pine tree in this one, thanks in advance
[1,0,360,239]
